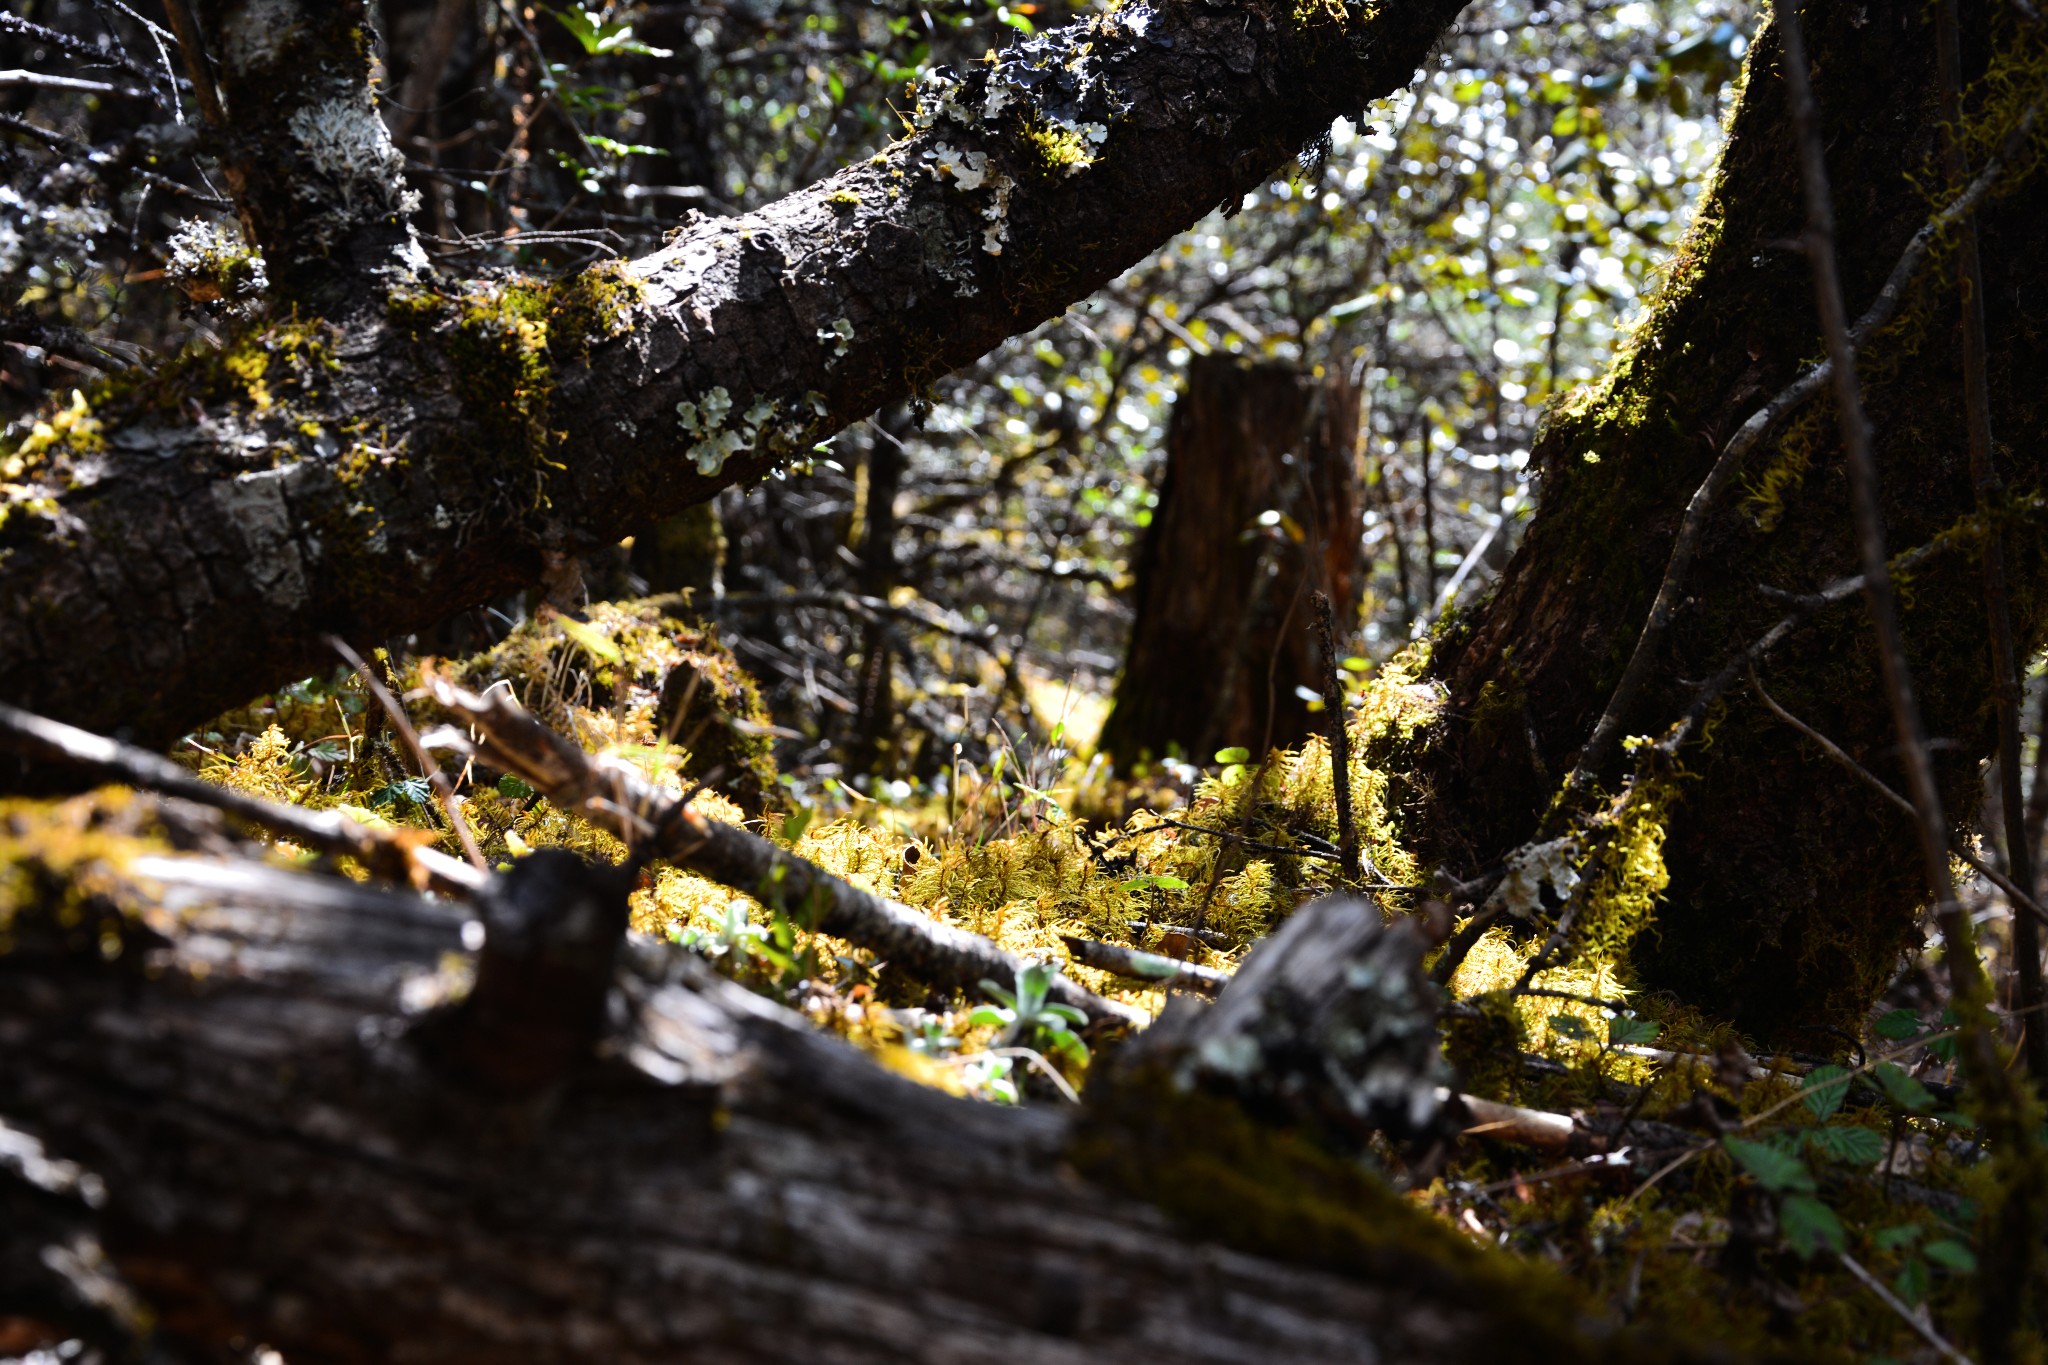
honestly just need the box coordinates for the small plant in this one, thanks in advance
[973,960,1089,1063]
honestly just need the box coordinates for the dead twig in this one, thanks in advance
[427,676,1144,1027]
[1060,935,1231,996]
[1838,1252,1977,1365]
[328,637,489,875]
[0,700,486,897]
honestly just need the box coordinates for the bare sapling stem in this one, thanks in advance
[1782,9,2040,1360]
[1937,0,2048,1086]
[1313,589,1363,884]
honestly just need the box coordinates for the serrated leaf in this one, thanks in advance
[1805,1125,1885,1165]
[497,773,535,799]
[1872,1062,1936,1113]
[1780,1194,1845,1258]
[1722,1136,1815,1193]
[1872,1223,1924,1252]
[1609,1015,1661,1047]
[1801,1064,1850,1120]
[1874,1008,1920,1040]
[1922,1239,1977,1273]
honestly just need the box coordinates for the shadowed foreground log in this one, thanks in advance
[0,803,1741,1365]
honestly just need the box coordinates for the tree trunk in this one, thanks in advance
[0,0,1467,747]
[0,803,1727,1365]
[1406,0,2048,1044]
[1101,356,1362,766]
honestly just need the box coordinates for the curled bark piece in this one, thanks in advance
[429,676,1145,1027]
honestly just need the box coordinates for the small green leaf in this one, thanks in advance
[1608,1015,1661,1047]
[1922,1239,1977,1273]
[977,978,1017,1010]
[781,806,815,845]
[1872,1062,1936,1113]
[1214,747,1251,765]
[1874,1008,1921,1040]
[967,1006,1009,1029]
[1722,1136,1815,1193]
[1800,1064,1850,1120]
[1805,1125,1886,1165]
[1872,1223,1924,1252]
[1119,874,1190,892]
[497,773,535,799]
[1780,1194,1845,1258]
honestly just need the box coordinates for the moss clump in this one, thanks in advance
[1071,1067,1668,1364]
[447,595,779,817]
[386,262,644,511]
[0,789,175,960]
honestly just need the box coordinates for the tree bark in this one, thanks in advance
[0,806,1731,1365]
[1100,355,1362,766]
[0,0,1467,747]
[1405,0,2048,1043]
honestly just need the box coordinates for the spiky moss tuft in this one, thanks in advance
[445,595,778,817]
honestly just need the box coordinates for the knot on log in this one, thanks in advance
[1137,896,1450,1145]
[419,849,631,1097]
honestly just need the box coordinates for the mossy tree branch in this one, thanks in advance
[0,0,1470,745]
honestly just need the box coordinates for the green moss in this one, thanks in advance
[1072,1067,1675,1363]
[828,189,862,209]
[387,264,643,512]
[446,596,782,816]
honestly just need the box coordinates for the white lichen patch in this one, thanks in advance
[1489,838,1582,920]
[287,96,407,204]
[980,173,1015,255]
[928,142,989,191]
[817,318,855,364]
[165,217,269,308]
[676,387,819,477]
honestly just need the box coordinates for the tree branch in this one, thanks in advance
[0,0,1471,744]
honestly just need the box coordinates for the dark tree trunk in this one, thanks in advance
[1406,0,2048,1044]
[1101,356,1362,766]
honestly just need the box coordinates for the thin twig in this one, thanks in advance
[1060,935,1230,996]
[0,701,485,897]
[428,676,1144,1027]
[1937,0,2047,1084]
[327,636,489,874]
[1838,1252,1977,1365]
[156,0,226,126]
[1781,17,2037,1349]
[1749,666,2048,929]
[1313,589,1363,883]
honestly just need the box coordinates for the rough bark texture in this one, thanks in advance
[0,804,1737,1365]
[193,0,425,308]
[0,0,1463,747]
[1100,355,1363,765]
[1407,0,2048,1043]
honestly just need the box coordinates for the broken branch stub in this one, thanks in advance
[1122,897,1451,1147]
